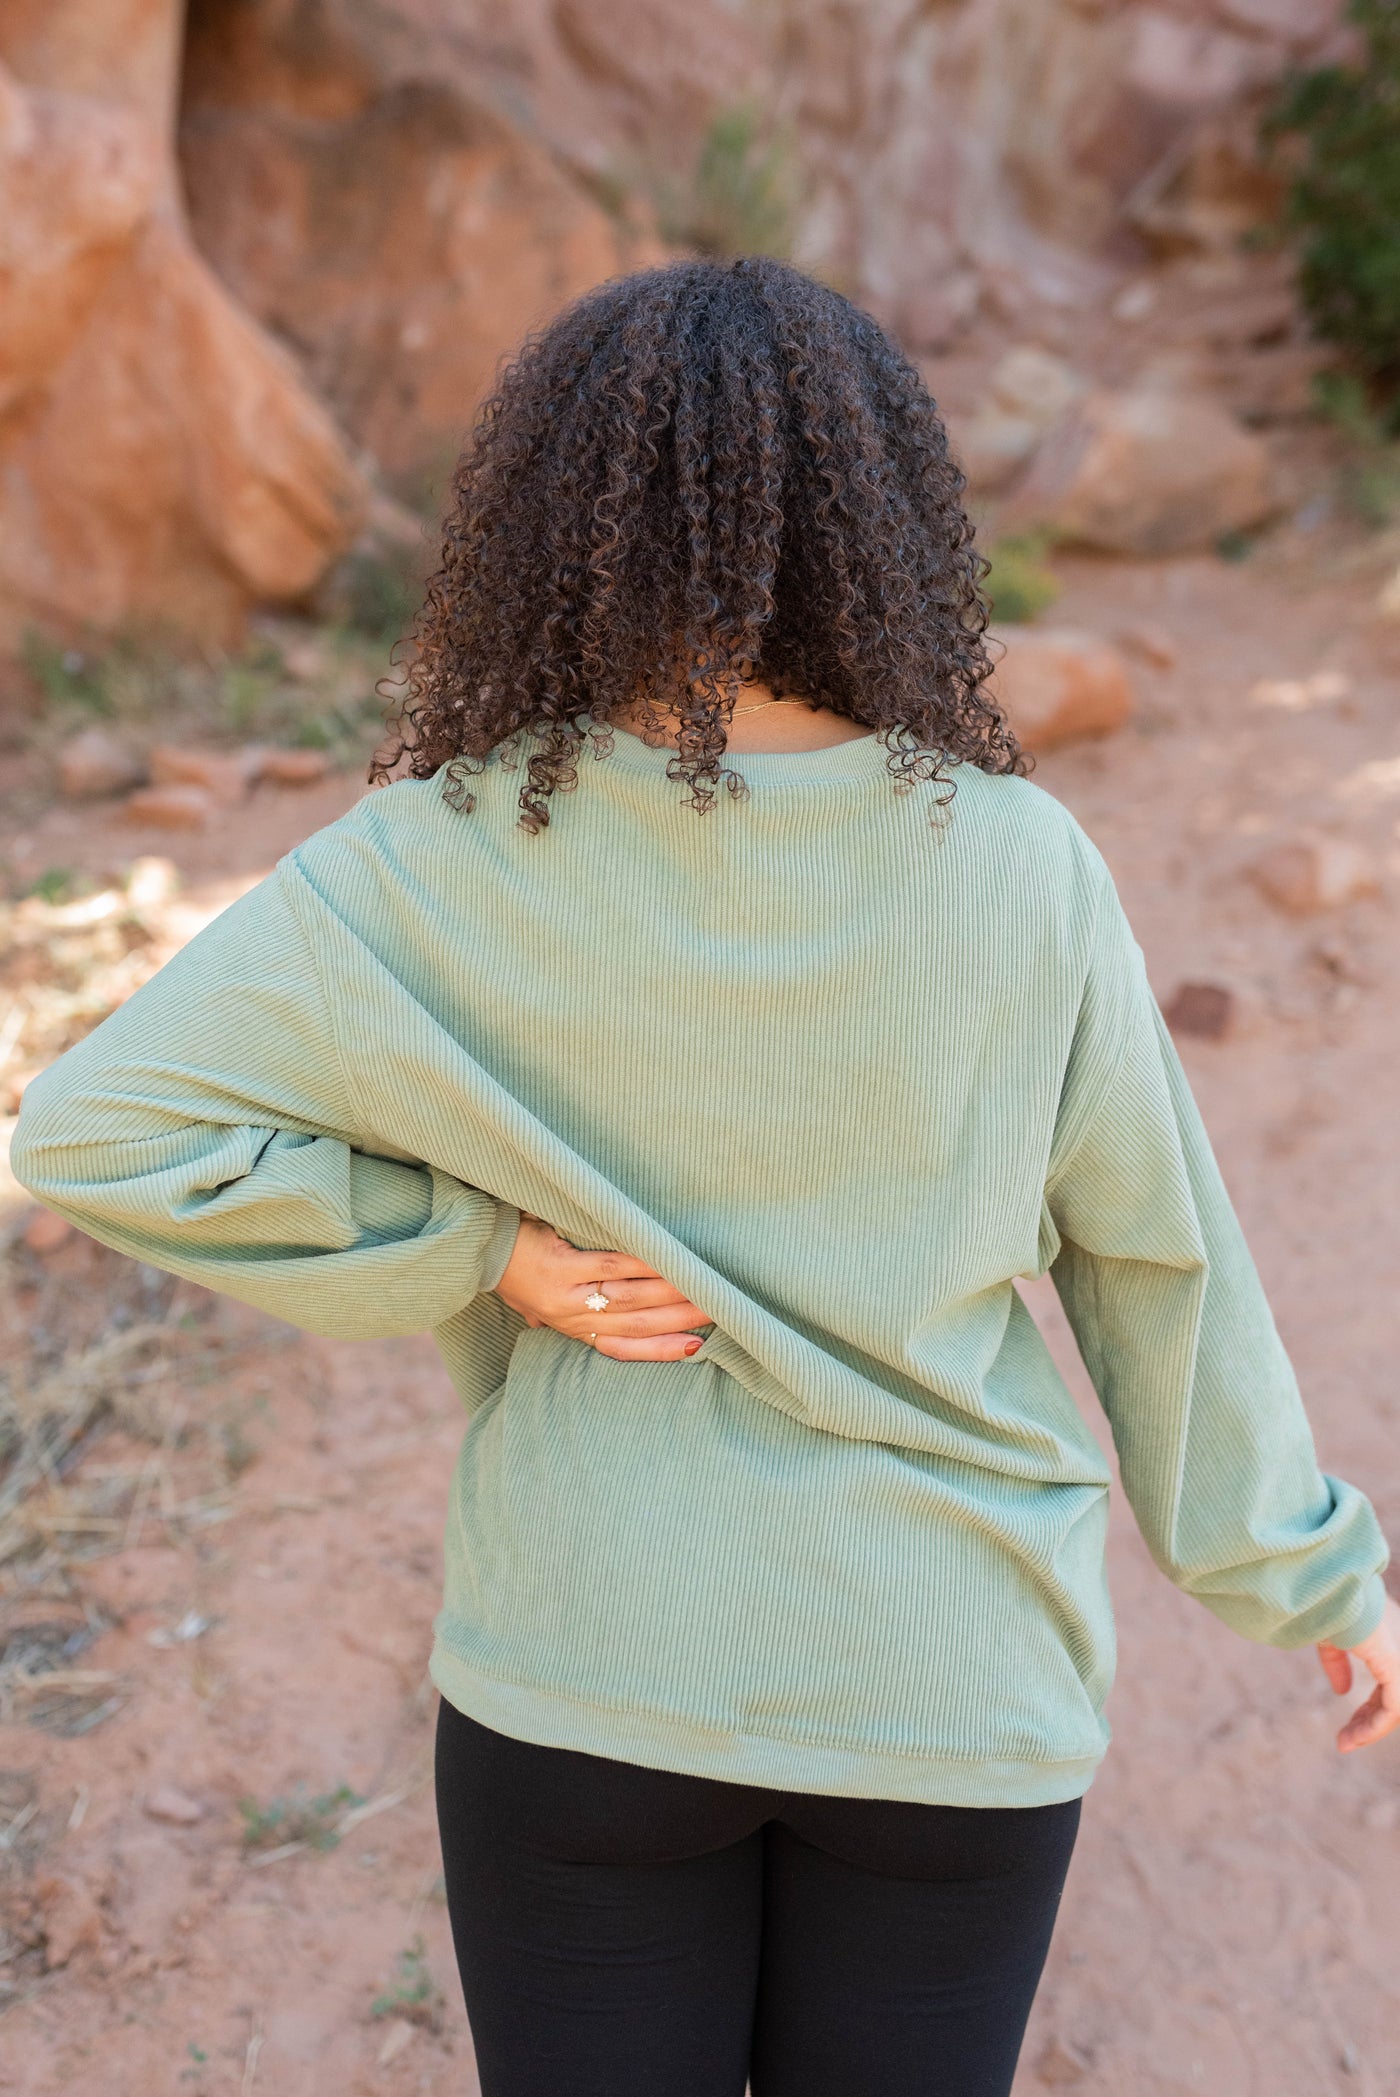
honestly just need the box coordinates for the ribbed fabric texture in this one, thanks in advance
[12,728,1388,1806]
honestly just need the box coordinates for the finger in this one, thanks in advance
[1317,1643,1352,1695]
[558,1246,675,1284]
[566,1305,712,1340]
[592,1332,707,1361]
[568,1278,706,1315]
[1338,1684,1400,1752]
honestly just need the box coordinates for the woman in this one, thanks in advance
[14,257,1397,2097]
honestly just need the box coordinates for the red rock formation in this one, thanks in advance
[179,2,660,481]
[0,1,366,652]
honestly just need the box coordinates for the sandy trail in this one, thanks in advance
[1,541,1397,2094]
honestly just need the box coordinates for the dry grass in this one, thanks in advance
[0,1228,294,1735]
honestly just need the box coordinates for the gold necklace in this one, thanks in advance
[730,696,801,716]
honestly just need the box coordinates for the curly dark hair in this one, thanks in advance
[373,256,1024,830]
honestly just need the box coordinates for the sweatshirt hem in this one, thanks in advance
[428,1642,1102,1809]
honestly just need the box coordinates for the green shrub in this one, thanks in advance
[238,1782,363,1853]
[1309,370,1400,526]
[981,533,1060,624]
[324,546,423,648]
[660,105,797,261]
[21,631,110,714]
[1264,0,1400,422]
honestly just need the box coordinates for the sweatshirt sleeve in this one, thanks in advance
[1045,856,1388,1651]
[10,864,520,1339]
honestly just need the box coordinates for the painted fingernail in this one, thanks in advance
[684,1339,702,1355]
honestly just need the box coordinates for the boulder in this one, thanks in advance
[986,628,1135,752]
[0,65,160,421]
[0,5,367,654]
[1002,384,1277,557]
[1249,834,1380,916]
[954,347,1085,493]
[58,726,147,798]
[179,12,657,478]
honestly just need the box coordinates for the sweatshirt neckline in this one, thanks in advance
[601,724,889,789]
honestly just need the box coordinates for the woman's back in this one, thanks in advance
[17,719,1383,1804]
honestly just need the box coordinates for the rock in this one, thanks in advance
[1111,279,1158,323]
[1003,385,1277,557]
[956,347,1085,492]
[989,347,1085,428]
[35,1871,103,1968]
[278,635,329,685]
[257,747,333,787]
[377,2021,416,2068]
[0,12,367,655]
[125,853,177,906]
[0,57,161,423]
[1036,2035,1092,2085]
[58,727,147,799]
[1250,834,1380,916]
[121,783,212,830]
[1249,670,1350,712]
[986,627,1135,751]
[1375,567,1400,622]
[149,744,257,802]
[22,1205,74,1254]
[179,9,653,479]
[1115,622,1177,669]
[1126,112,1288,259]
[957,408,1046,495]
[1163,981,1235,1042]
[143,1785,204,1825]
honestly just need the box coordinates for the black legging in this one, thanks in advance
[435,1698,1081,2096]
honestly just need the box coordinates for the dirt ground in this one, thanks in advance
[1,531,1398,2094]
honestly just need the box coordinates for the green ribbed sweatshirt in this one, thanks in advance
[12,729,1389,1805]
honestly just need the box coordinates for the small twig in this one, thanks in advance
[0,1802,37,1849]
[5,1668,117,1694]
[241,2016,264,2097]
[246,1839,309,1870]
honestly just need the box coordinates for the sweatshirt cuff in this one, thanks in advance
[1321,1573,1389,1651]
[477,1203,521,1294]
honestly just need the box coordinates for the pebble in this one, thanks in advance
[986,627,1135,752]
[58,728,147,800]
[1036,2035,1091,2085]
[1115,622,1177,669]
[35,1872,103,1968]
[122,785,213,830]
[125,855,178,907]
[258,747,333,787]
[149,745,258,803]
[1250,833,1380,915]
[22,1207,74,1255]
[143,1786,204,1826]
[1163,981,1235,1041]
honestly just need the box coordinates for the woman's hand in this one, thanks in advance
[1317,1593,1400,1752]
[493,1214,712,1361]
